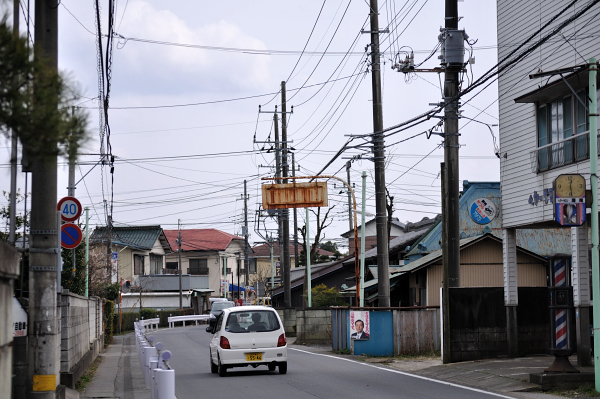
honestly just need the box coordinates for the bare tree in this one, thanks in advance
[298,205,335,307]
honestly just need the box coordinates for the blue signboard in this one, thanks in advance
[470,198,497,225]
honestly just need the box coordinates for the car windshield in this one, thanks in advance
[225,310,280,333]
[212,302,234,311]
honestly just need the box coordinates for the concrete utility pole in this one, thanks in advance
[8,0,19,246]
[367,0,390,307]
[292,153,299,269]
[441,162,451,364]
[68,125,76,278]
[178,220,182,309]
[273,112,282,265]
[443,0,460,288]
[28,1,60,397]
[244,180,249,293]
[281,81,291,308]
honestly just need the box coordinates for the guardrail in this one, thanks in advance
[167,314,209,328]
[139,317,160,332]
[135,321,175,399]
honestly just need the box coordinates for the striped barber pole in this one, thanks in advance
[554,259,567,349]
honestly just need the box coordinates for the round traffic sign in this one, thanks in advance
[57,196,82,222]
[61,223,83,249]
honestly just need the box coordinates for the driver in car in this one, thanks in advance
[247,313,266,331]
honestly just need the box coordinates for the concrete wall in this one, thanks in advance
[59,290,104,388]
[295,309,332,345]
[0,243,20,399]
[276,308,297,337]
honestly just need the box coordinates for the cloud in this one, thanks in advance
[113,1,271,95]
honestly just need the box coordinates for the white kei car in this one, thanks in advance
[207,305,288,377]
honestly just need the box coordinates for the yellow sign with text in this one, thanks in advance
[33,374,56,391]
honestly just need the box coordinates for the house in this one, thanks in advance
[341,216,438,255]
[496,0,597,361]
[271,257,354,308]
[249,242,335,286]
[163,229,247,298]
[90,225,172,284]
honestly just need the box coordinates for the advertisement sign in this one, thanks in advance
[13,297,27,337]
[275,261,281,277]
[350,310,370,340]
[470,198,496,224]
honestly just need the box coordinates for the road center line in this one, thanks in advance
[289,348,517,399]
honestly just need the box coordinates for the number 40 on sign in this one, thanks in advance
[57,196,82,222]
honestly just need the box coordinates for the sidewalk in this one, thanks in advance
[80,334,149,399]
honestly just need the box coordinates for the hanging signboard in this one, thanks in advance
[554,174,586,227]
[262,182,328,209]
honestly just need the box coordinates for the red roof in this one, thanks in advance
[251,242,334,257]
[163,229,243,252]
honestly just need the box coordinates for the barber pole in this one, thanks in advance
[554,259,567,350]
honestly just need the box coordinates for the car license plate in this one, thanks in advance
[246,353,262,361]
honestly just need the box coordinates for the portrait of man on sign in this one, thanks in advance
[350,311,370,340]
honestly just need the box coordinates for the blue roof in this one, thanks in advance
[404,181,570,261]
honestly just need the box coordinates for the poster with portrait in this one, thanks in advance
[350,311,370,340]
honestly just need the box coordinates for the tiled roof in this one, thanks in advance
[163,229,243,252]
[91,225,170,251]
[251,242,334,257]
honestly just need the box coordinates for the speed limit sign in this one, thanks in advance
[57,196,82,222]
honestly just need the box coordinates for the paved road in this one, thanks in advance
[150,326,519,399]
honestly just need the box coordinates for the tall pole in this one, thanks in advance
[360,172,367,307]
[441,162,451,363]
[85,207,89,297]
[588,58,600,390]
[292,153,299,268]
[68,121,76,278]
[28,1,60,397]
[270,236,274,301]
[273,112,282,270]
[8,0,19,246]
[346,161,353,234]
[281,81,291,308]
[368,0,390,307]
[306,208,311,307]
[244,180,249,296]
[178,219,183,309]
[444,0,460,292]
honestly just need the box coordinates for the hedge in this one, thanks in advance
[103,300,114,347]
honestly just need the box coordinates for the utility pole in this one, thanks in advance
[273,112,282,268]
[178,219,182,309]
[8,0,19,246]
[441,162,451,363]
[281,81,291,308]
[68,116,76,279]
[367,0,390,307]
[346,161,353,234]
[28,1,60,397]
[292,153,299,269]
[443,0,460,289]
[243,180,249,296]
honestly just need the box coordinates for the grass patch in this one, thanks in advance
[333,348,352,355]
[548,385,600,398]
[394,350,441,361]
[75,355,103,392]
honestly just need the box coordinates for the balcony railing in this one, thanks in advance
[530,130,600,173]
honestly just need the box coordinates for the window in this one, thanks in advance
[536,90,591,171]
[134,254,145,275]
[166,262,178,270]
[189,259,208,275]
[149,254,162,275]
[249,259,257,274]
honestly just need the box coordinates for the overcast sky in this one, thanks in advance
[1,0,500,250]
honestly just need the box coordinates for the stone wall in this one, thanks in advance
[295,309,332,345]
[59,290,104,388]
[277,308,297,337]
[0,243,20,399]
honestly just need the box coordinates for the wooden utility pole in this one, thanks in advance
[367,0,390,307]
[281,81,291,308]
[444,0,460,291]
[28,1,60,397]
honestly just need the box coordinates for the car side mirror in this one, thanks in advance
[206,326,213,333]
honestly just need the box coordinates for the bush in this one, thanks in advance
[103,300,114,347]
[139,308,157,321]
[310,284,347,307]
[113,308,197,334]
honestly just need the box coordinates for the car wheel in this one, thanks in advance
[278,362,287,375]
[210,353,218,374]
[268,363,276,371]
[218,357,227,377]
